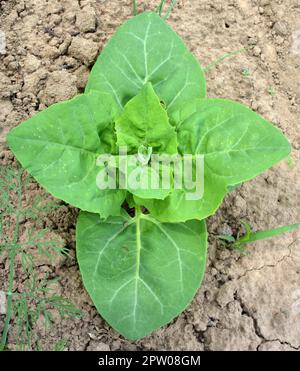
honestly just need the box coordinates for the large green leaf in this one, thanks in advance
[76,209,207,340]
[86,12,206,112]
[115,82,177,154]
[7,91,126,218]
[136,99,291,222]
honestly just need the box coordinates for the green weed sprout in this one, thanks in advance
[0,166,82,351]
[218,220,300,252]
[241,68,251,77]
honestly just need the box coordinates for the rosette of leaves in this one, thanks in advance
[7,12,290,340]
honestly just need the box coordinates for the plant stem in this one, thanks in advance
[164,0,178,20]
[156,0,166,15]
[0,171,23,350]
[135,205,142,219]
[133,0,137,16]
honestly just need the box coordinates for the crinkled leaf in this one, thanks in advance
[76,210,207,340]
[86,12,206,112]
[115,82,177,154]
[136,99,291,222]
[7,91,126,218]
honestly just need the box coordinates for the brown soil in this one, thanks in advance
[0,0,299,350]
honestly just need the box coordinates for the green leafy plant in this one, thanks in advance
[268,84,276,97]
[0,166,82,350]
[218,220,300,252]
[6,7,295,340]
[241,67,251,77]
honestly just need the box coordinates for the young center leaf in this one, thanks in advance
[136,99,291,222]
[115,82,177,154]
[115,82,176,200]
[85,12,206,112]
[7,91,126,218]
[76,209,207,340]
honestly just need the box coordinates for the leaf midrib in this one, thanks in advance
[133,208,142,322]
[91,212,165,327]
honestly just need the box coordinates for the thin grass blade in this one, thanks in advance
[156,0,166,15]
[238,222,300,245]
[204,49,245,73]
[164,0,178,20]
[133,0,137,16]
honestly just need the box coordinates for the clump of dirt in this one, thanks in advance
[0,0,299,350]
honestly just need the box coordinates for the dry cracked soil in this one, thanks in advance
[0,0,300,351]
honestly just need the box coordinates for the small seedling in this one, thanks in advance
[0,166,82,351]
[53,339,67,351]
[268,85,276,96]
[241,67,251,77]
[287,156,295,168]
[218,220,300,252]
[5,2,298,340]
